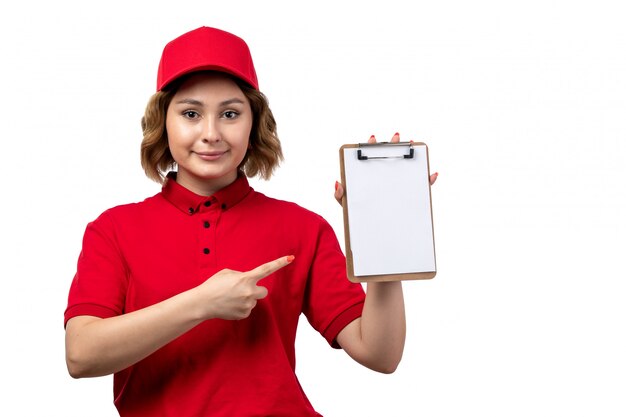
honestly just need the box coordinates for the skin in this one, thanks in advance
[65,72,438,378]
[66,256,294,378]
[166,73,253,196]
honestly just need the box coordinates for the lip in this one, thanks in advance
[194,150,228,161]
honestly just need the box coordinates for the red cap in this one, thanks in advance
[156,26,258,91]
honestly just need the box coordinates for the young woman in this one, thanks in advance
[64,26,437,417]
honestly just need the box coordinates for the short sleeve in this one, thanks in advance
[64,211,129,327]
[302,218,365,348]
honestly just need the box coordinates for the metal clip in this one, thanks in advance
[357,141,414,160]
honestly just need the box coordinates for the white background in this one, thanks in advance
[1,1,625,416]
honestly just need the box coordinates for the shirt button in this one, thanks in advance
[221,203,227,210]
[203,248,210,254]
[188,207,194,214]
[204,221,210,228]
[204,201,211,207]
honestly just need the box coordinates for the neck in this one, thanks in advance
[175,169,238,196]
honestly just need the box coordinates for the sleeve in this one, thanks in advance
[64,210,129,327]
[302,217,365,349]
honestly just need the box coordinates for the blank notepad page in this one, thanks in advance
[343,144,435,277]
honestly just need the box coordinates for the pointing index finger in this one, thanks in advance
[245,255,295,283]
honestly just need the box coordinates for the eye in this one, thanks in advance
[222,110,239,119]
[183,110,200,119]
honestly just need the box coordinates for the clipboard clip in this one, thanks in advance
[357,141,414,161]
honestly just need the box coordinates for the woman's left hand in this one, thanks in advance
[334,132,438,204]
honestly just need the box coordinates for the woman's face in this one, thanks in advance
[166,72,253,195]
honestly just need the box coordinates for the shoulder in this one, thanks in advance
[248,190,328,226]
[87,192,165,229]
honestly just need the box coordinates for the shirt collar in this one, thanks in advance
[161,171,252,215]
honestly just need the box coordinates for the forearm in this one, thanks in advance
[65,288,205,378]
[338,281,406,373]
[65,258,290,379]
[360,281,406,370]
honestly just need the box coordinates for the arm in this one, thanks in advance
[65,256,293,378]
[335,281,406,374]
[66,289,205,379]
[333,133,437,373]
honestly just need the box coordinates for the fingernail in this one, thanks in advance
[394,132,400,137]
[287,255,295,263]
[335,181,339,191]
[369,135,375,140]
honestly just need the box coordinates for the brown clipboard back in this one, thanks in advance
[339,142,436,283]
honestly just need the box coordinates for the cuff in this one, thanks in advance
[64,304,119,328]
[323,301,365,349]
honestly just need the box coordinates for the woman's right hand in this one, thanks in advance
[66,255,294,378]
[194,255,294,320]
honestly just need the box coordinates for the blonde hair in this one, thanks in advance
[140,73,283,183]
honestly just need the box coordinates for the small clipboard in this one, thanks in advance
[339,142,436,283]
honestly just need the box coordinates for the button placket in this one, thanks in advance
[201,215,212,257]
[199,201,217,269]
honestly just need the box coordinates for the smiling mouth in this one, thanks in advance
[195,151,228,161]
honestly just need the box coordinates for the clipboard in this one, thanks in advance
[339,141,436,283]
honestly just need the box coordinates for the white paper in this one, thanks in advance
[343,144,436,276]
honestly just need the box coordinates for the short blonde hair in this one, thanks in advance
[140,72,283,183]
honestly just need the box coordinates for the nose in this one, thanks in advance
[201,116,221,143]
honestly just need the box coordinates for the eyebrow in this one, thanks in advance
[174,98,246,106]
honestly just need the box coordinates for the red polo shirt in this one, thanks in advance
[65,173,365,417]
